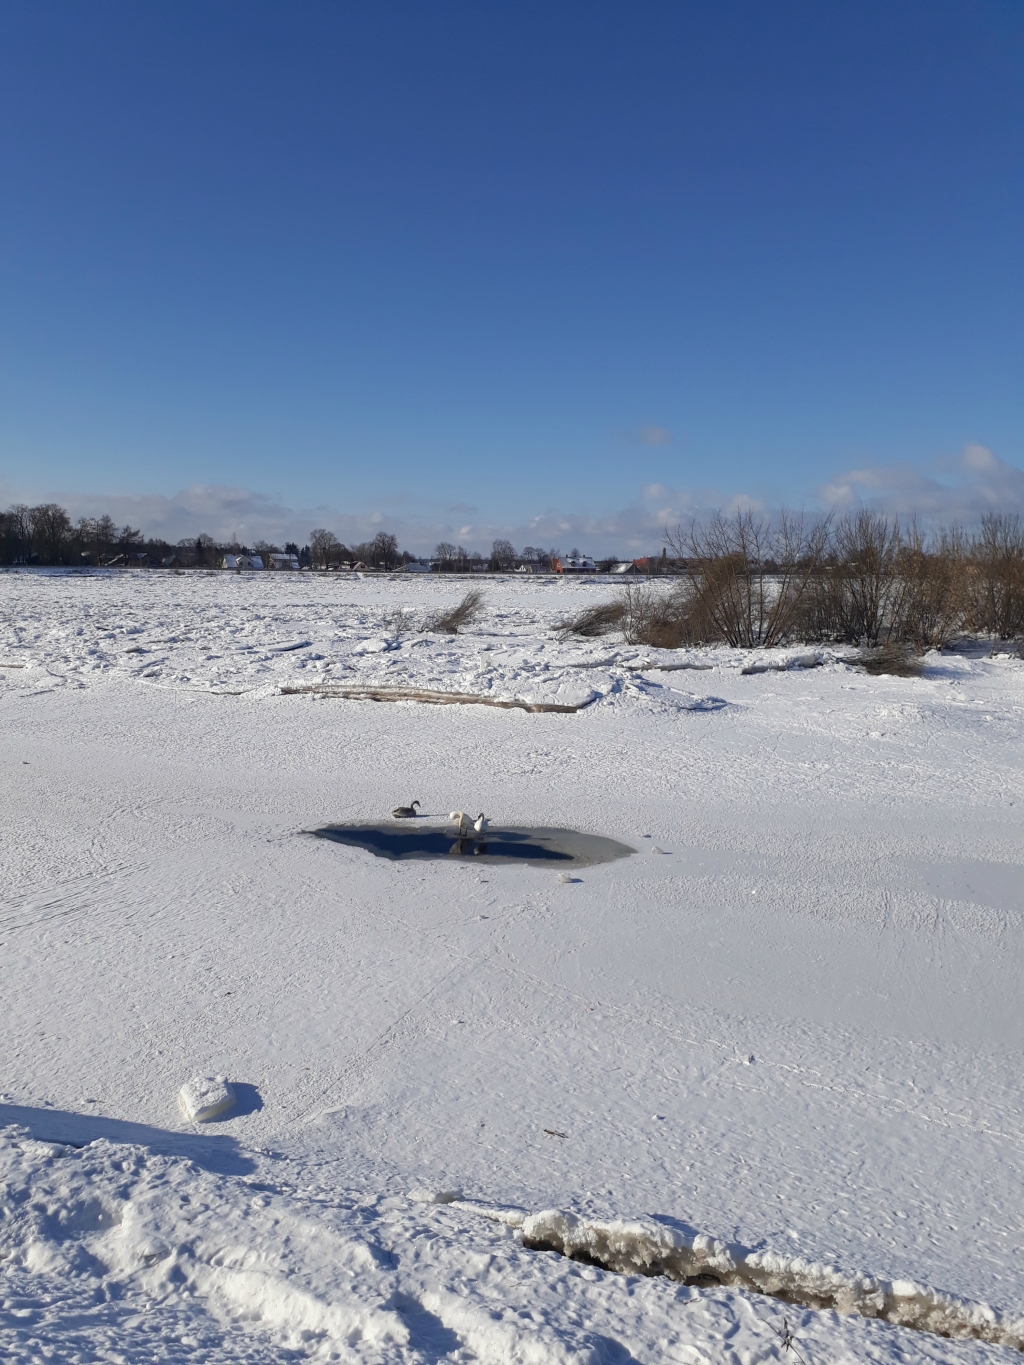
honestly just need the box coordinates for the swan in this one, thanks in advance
[449,810,472,836]
[392,801,420,819]
[473,813,488,834]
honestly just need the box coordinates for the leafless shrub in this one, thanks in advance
[896,524,969,648]
[964,513,1024,640]
[620,582,714,648]
[424,589,484,634]
[553,600,626,637]
[830,511,907,645]
[388,607,412,640]
[849,643,925,677]
[666,511,829,647]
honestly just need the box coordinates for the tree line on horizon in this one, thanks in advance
[0,505,412,570]
[4,500,1023,648]
[0,503,578,571]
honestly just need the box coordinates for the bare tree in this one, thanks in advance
[373,531,399,569]
[29,504,72,563]
[83,514,116,563]
[193,533,219,568]
[491,538,516,571]
[0,504,32,563]
[118,525,144,554]
[435,542,457,571]
[309,528,338,569]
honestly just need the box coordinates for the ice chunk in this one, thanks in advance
[179,1075,235,1123]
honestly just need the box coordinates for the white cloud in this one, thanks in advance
[637,424,672,446]
[7,480,725,557]
[819,444,1024,522]
[6,443,1022,561]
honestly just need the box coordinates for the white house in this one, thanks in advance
[555,555,597,574]
[399,560,432,573]
[267,553,300,571]
[221,554,239,570]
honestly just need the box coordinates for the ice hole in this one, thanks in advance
[309,824,635,867]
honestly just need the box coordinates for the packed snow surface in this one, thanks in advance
[2,568,1024,1363]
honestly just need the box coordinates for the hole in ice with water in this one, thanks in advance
[308,824,635,867]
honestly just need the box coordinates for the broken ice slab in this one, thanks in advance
[179,1076,236,1123]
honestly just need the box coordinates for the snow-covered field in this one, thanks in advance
[2,568,1023,1364]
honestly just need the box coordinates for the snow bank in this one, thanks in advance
[0,1126,411,1361]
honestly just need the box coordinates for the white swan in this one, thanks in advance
[449,810,472,836]
[473,813,488,834]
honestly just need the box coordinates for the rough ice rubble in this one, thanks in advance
[0,570,743,713]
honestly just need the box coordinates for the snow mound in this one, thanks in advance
[179,1075,235,1122]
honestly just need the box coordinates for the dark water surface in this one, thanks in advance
[309,824,635,867]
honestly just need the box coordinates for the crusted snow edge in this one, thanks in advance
[451,1201,1024,1351]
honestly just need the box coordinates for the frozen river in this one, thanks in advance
[2,568,1023,1364]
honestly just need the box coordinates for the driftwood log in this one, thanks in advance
[279,684,590,714]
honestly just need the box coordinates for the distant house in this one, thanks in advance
[235,554,263,571]
[553,555,597,574]
[160,554,182,569]
[610,561,639,575]
[630,555,679,575]
[399,560,432,573]
[267,553,300,571]
[103,552,149,569]
[221,553,239,570]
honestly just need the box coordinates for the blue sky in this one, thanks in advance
[1,1,1021,553]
